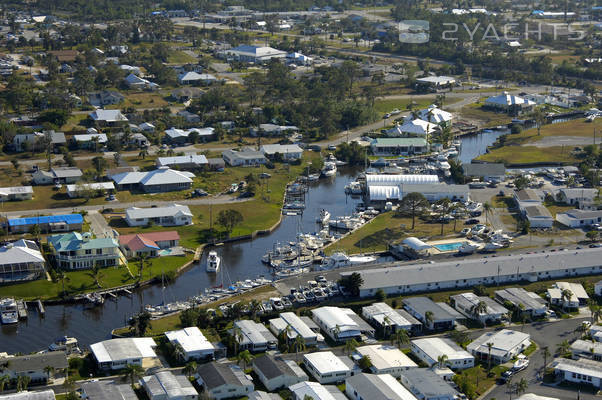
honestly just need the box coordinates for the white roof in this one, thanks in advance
[113,168,194,186]
[553,281,589,300]
[362,303,415,329]
[126,204,192,220]
[304,351,351,375]
[417,105,453,123]
[467,329,530,358]
[485,93,535,107]
[90,338,157,363]
[289,381,346,400]
[90,110,128,122]
[312,307,360,336]
[0,186,33,195]
[570,339,602,355]
[516,395,559,400]
[368,185,401,201]
[157,155,208,166]
[0,240,44,265]
[356,345,417,370]
[0,390,57,400]
[73,133,108,143]
[366,174,439,186]
[165,327,214,354]
[411,338,473,361]
[416,76,456,85]
[66,182,114,192]
[178,71,217,82]
[271,312,316,340]
[402,237,431,251]
[260,144,303,154]
[552,357,602,379]
[165,127,215,139]
[141,371,198,399]
[398,119,439,135]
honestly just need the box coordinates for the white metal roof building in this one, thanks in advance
[551,357,602,388]
[362,302,419,332]
[494,287,548,317]
[125,204,193,227]
[395,119,439,136]
[0,239,46,283]
[340,248,602,299]
[570,340,602,360]
[303,351,355,384]
[548,282,589,308]
[0,186,33,201]
[90,337,158,370]
[80,380,138,400]
[288,381,347,400]
[165,327,215,361]
[0,390,56,400]
[355,345,417,377]
[467,329,531,364]
[399,368,461,400]
[233,320,277,352]
[112,167,195,193]
[156,155,208,169]
[269,312,319,345]
[141,370,198,400]
[368,183,469,203]
[311,306,374,342]
[417,105,453,124]
[485,93,536,110]
[366,174,439,186]
[450,292,509,324]
[66,182,115,198]
[415,76,456,87]
[410,338,474,369]
[346,373,418,400]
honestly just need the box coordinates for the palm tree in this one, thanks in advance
[138,148,149,159]
[0,375,9,392]
[87,263,103,288]
[542,346,550,370]
[137,254,149,281]
[237,350,253,370]
[16,376,30,392]
[43,366,55,383]
[383,315,392,337]
[233,326,243,356]
[483,202,492,226]
[122,364,144,388]
[437,354,449,369]
[333,324,342,341]
[391,329,410,349]
[486,342,494,374]
[561,289,573,309]
[516,377,528,396]
[589,302,600,325]
[424,311,434,330]
[183,361,197,378]
[472,301,488,325]
[556,339,570,355]
[293,335,306,362]
[344,338,359,355]
[56,269,70,297]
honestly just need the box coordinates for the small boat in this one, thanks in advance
[294,292,307,303]
[281,296,293,308]
[483,242,504,251]
[307,174,320,182]
[345,181,362,195]
[49,336,79,352]
[513,355,529,371]
[321,161,337,177]
[206,251,221,272]
[313,287,327,301]
[270,297,284,311]
[275,268,309,278]
[0,298,18,324]
[458,243,482,254]
[329,216,363,230]
[283,201,305,210]
[317,209,331,225]
[320,252,377,270]
[261,300,273,313]
[273,257,313,269]
[227,183,238,193]
[84,293,104,306]
[586,114,597,122]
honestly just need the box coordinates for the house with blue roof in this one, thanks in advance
[47,232,124,270]
[8,214,83,234]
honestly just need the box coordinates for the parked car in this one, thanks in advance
[465,218,479,225]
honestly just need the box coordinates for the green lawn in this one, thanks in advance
[168,50,197,64]
[460,102,513,127]
[0,255,191,301]
[373,97,460,116]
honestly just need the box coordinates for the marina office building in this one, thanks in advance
[340,248,602,298]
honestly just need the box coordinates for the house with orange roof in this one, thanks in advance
[118,231,180,258]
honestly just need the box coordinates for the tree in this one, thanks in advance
[10,159,19,171]
[137,253,149,281]
[122,364,144,388]
[0,375,8,392]
[43,365,55,382]
[483,202,492,226]
[472,301,488,325]
[293,335,306,362]
[358,355,372,371]
[92,156,108,178]
[183,361,197,378]
[138,148,149,159]
[375,289,386,302]
[338,272,364,297]
[486,342,494,374]
[590,302,601,325]
[399,192,429,229]
[531,108,546,136]
[87,263,103,288]
[586,230,599,243]
[516,377,528,396]
[344,338,359,355]
[556,339,570,355]
[113,152,121,167]
[56,269,70,297]
[390,329,410,349]
[130,311,152,336]
[237,350,253,370]
[425,311,434,329]
[542,346,550,370]
[435,198,451,235]
[561,289,573,309]
[513,176,530,191]
[216,209,243,237]
[233,326,243,356]
[437,354,449,368]
[16,376,30,392]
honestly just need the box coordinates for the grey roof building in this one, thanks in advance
[196,362,254,400]
[233,319,277,352]
[450,293,509,324]
[248,391,281,400]
[345,373,418,400]
[252,354,308,391]
[80,380,138,400]
[140,370,198,400]
[403,297,458,331]
[462,163,506,180]
[400,369,461,400]
[0,390,57,400]
[494,287,547,317]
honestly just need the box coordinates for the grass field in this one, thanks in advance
[324,211,461,255]
[0,255,192,300]
[373,97,460,116]
[106,92,169,109]
[167,50,197,64]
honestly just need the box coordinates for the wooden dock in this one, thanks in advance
[16,300,27,319]
[36,299,45,315]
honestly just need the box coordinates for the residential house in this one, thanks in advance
[354,345,417,377]
[119,65,141,75]
[218,45,286,63]
[8,214,83,234]
[178,72,218,85]
[90,338,159,371]
[484,93,536,114]
[32,167,82,185]
[388,119,438,137]
[232,320,277,352]
[551,357,601,389]
[494,288,548,318]
[596,280,602,297]
[222,148,267,167]
[87,90,124,107]
[524,205,554,228]
[570,340,602,361]
[462,163,506,182]
[556,209,602,228]
[288,381,347,400]
[346,373,418,400]
[196,362,254,400]
[124,74,159,90]
[403,297,459,331]
[89,109,128,127]
[399,369,461,400]
[0,391,57,399]
[303,351,356,384]
[269,311,319,346]
[514,189,544,210]
[417,105,453,125]
[450,293,509,324]
[410,338,474,369]
[125,204,193,227]
[311,306,375,342]
[177,110,200,123]
[13,131,65,152]
[164,127,215,144]
[156,154,208,170]
[467,329,531,364]
[139,122,156,133]
[112,167,195,193]
[47,232,123,270]
[556,188,598,209]
[140,371,198,400]
[0,239,46,283]
[114,132,149,148]
[251,123,299,137]
[0,186,33,201]
[370,138,428,156]
[590,325,602,342]
[0,351,67,384]
[362,302,422,335]
[165,327,215,361]
[171,87,204,103]
[66,182,114,198]
[72,133,108,150]
[80,380,138,400]
[415,76,456,89]
[260,144,303,161]
[248,391,281,400]
[547,282,589,309]
[119,231,180,258]
[252,355,308,391]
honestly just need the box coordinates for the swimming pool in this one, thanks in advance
[158,249,173,256]
[432,242,466,252]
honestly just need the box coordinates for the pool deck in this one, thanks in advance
[427,238,474,255]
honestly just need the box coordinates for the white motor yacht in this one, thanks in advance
[458,243,482,254]
[206,251,221,272]
[321,161,337,177]
[0,298,19,324]
[320,252,378,270]
[317,209,331,226]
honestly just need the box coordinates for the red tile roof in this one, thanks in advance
[119,231,180,252]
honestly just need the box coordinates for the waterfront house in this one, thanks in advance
[417,105,453,125]
[303,351,356,384]
[390,119,439,137]
[196,362,254,400]
[222,148,267,167]
[467,329,531,364]
[232,320,277,352]
[354,345,417,377]
[410,338,474,369]
[8,213,83,234]
[80,380,138,400]
[345,373,418,400]
[260,144,303,161]
[370,138,428,156]
[47,232,123,270]
[90,338,159,371]
[252,354,308,391]
[119,231,180,258]
[0,239,46,283]
[112,167,195,193]
[484,93,535,114]
[0,351,67,384]
[141,370,198,400]
[125,204,193,227]
[165,327,215,361]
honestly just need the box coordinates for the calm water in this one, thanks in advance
[1,168,365,354]
[458,129,509,164]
